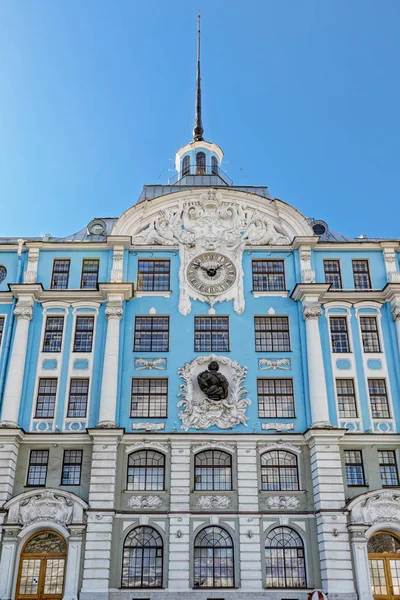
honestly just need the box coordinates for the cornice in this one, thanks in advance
[98,282,133,301]
[291,283,330,303]
[7,282,133,303]
[322,289,386,304]
[107,235,132,248]
[292,236,319,249]
[0,291,14,304]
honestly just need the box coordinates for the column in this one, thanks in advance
[303,302,331,427]
[306,430,356,598]
[349,525,374,600]
[0,431,23,505]
[168,440,190,590]
[97,301,123,427]
[391,301,400,354]
[237,441,263,590]
[80,430,122,600]
[1,299,34,427]
[0,523,21,600]
[63,526,85,600]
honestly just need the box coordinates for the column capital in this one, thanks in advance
[13,305,33,321]
[392,303,400,322]
[303,303,322,320]
[105,305,123,320]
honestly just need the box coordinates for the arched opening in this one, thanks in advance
[261,450,299,491]
[265,526,306,588]
[121,526,163,588]
[211,155,218,175]
[193,526,234,588]
[194,449,232,491]
[368,531,400,599]
[182,155,190,176]
[16,531,67,600]
[127,449,165,491]
[196,152,206,175]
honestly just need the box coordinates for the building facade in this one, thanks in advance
[1,20,400,600]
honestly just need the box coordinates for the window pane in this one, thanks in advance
[353,260,371,289]
[73,316,94,352]
[194,451,232,491]
[265,527,306,588]
[368,379,390,418]
[324,260,342,289]
[127,450,165,491]
[258,379,295,418]
[131,378,168,418]
[194,527,234,588]
[336,379,358,418]
[261,451,299,491]
[360,317,381,353]
[27,450,49,486]
[35,378,57,418]
[67,379,89,417]
[43,317,64,352]
[81,260,99,289]
[344,450,365,485]
[51,260,70,290]
[252,260,285,292]
[134,317,169,352]
[330,317,350,353]
[254,316,290,352]
[122,526,163,588]
[61,449,83,485]
[137,260,170,292]
[378,450,399,486]
[194,316,229,352]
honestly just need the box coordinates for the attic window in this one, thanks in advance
[87,219,106,236]
[312,222,327,236]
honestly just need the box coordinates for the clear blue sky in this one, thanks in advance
[1,0,399,238]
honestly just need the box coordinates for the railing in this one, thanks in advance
[168,164,233,186]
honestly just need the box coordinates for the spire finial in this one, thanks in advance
[193,9,204,142]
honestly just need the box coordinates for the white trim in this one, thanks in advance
[252,291,289,298]
[135,290,171,298]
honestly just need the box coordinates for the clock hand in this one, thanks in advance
[214,264,224,272]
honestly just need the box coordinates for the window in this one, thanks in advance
[137,260,170,292]
[131,378,168,418]
[257,379,295,418]
[378,450,399,487]
[254,316,290,352]
[67,379,89,418]
[261,450,299,491]
[127,450,165,491]
[252,260,285,292]
[360,316,381,353]
[324,260,342,289]
[61,449,83,485]
[194,450,232,491]
[73,316,94,352]
[35,378,57,419]
[42,316,64,352]
[51,259,70,290]
[194,527,234,588]
[122,526,163,588]
[81,259,99,289]
[182,155,190,176]
[353,259,372,289]
[134,316,169,352]
[211,155,218,175]
[336,379,358,418]
[0,316,5,347]
[27,450,49,486]
[265,527,306,588]
[330,317,350,353]
[194,316,229,352]
[196,151,206,175]
[368,379,390,418]
[344,450,365,486]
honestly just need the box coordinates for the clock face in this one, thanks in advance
[187,253,237,296]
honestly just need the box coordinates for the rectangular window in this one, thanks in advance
[330,317,350,353]
[336,379,358,418]
[368,379,390,418]
[194,316,229,352]
[352,259,372,290]
[131,378,168,418]
[252,260,285,292]
[61,449,83,486]
[254,316,290,352]
[73,316,94,352]
[137,260,170,292]
[134,316,169,352]
[344,450,365,486]
[0,316,4,347]
[42,316,64,352]
[378,450,399,487]
[257,379,295,418]
[51,259,70,290]
[27,450,49,486]
[360,316,381,353]
[324,260,342,289]
[35,378,57,419]
[81,259,99,289]
[67,379,89,418]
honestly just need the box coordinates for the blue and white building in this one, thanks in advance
[0,15,399,600]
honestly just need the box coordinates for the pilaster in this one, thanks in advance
[0,522,21,600]
[0,430,24,505]
[168,440,190,590]
[348,524,374,600]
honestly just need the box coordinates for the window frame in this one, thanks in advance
[264,526,307,589]
[323,259,342,290]
[336,378,358,419]
[50,259,70,290]
[260,450,300,492]
[0,315,5,349]
[352,259,372,290]
[329,316,351,353]
[67,378,90,418]
[130,377,168,418]
[121,526,164,589]
[252,259,286,292]
[134,316,170,353]
[193,526,235,589]
[194,449,233,492]
[42,315,64,353]
[196,151,206,175]
[35,377,58,419]
[73,315,95,353]
[254,315,291,352]
[26,449,49,487]
[80,259,100,290]
[368,379,391,419]
[360,315,381,353]
[343,449,366,487]
[257,378,296,419]
[137,259,171,293]
[61,449,83,486]
[378,450,399,488]
[194,316,230,352]
[126,449,166,492]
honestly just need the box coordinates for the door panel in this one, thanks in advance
[18,559,41,596]
[389,560,400,599]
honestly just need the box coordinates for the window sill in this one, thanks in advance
[252,291,289,298]
[135,291,171,298]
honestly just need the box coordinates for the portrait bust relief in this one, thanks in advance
[197,361,229,401]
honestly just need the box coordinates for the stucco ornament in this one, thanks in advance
[178,354,251,430]
[197,496,232,509]
[132,190,290,315]
[128,495,163,509]
[18,491,74,525]
[265,496,300,510]
[258,358,291,371]
[134,357,167,371]
[350,490,400,524]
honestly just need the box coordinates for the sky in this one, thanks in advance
[0,0,399,239]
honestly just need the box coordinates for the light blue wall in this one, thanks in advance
[37,249,111,289]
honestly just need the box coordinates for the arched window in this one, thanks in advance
[195,450,232,491]
[368,532,400,554]
[127,450,165,491]
[265,527,306,588]
[196,151,206,175]
[261,450,299,491]
[182,155,190,176]
[211,155,218,175]
[194,526,234,588]
[122,526,163,588]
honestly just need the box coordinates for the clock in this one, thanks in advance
[187,253,237,296]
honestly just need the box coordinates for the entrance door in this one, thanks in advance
[368,532,400,600]
[16,531,67,600]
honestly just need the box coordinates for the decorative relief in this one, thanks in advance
[105,305,123,320]
[191,440,236,453]
[265,496,300,510]
[131,422,165,431]
[178,354,250,430]
[350,491,400,524]
[134,358,167,371]
[128,495,163,509]
[24,248,40,283]
[391,302,400,323]
[302,304,322,320]
[110,247,124,283]
[18,491,74,525]
[197,496,232,509]
[258,358,291,371]
[258,440,300,454]
[299,247,315,284]
[261,422,294,432]
[125,441,170,454]
[14,306,33,321]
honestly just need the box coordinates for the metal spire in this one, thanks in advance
[193,10,204,142]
